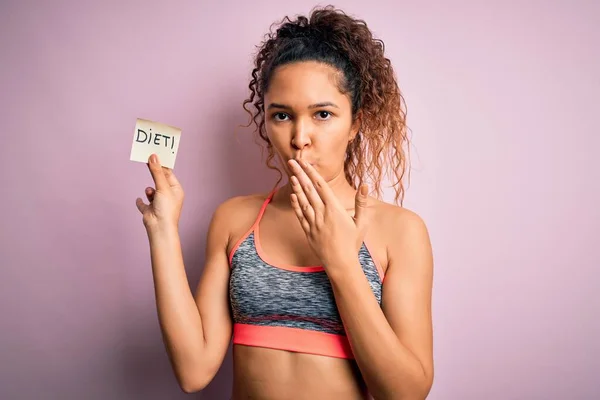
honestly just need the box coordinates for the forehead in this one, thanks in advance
[265,61,349,107]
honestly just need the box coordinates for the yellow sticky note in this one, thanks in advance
[130,118,182,168]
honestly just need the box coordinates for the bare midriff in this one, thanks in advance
[231,345,369,400]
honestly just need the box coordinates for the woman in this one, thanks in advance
[136,6,434,399]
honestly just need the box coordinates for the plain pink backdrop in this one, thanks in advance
[1,1,598,399]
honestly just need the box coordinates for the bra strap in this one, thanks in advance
[251,187,277,229]
[227,187,279,266]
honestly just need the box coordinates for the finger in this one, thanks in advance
[353,184,370,230]
[293,159,333,206]
[147,154,169,191]
[290,175,316,225]
[162,167,181,188]
[288,159,325,211]
[290,193,310,232]
[135,197,149,214]
[145,187,155,203]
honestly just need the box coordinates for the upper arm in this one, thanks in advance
[191,197,239,379]
[381,209,434,390]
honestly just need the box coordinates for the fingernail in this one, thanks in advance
[360,185,368,195]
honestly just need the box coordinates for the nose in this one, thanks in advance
[291,119,312,150]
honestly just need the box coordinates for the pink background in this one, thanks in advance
[1,1,598,399]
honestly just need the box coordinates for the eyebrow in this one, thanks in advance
[267,102,339,110]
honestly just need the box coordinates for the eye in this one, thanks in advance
[272,112,289,122]
[315,111,332,120]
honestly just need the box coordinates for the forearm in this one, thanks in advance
[327,260,429,399]
[147,226,205,384]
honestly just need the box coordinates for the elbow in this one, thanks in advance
[403,370,433,400]
[407,360,434,399]
[180,383,200,394]
[176,369,215,394]
[418,379,434,400]
[412,371,434,400]
[180,382,203,394]
[421,367,434,398]
[171,351,220,394]
[386,370,434,400]
[179,376,209,394]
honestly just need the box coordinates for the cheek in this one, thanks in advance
[319,126,351,152]
[265,124,285,148]
[267,130,289,154]
[265,126,292,170]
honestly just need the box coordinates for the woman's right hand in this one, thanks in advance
[136,154,184,232]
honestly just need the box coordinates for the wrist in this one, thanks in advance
[146,221,179,238]
[324,255,362,278]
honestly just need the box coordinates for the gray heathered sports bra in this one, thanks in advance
[228,188,384,359]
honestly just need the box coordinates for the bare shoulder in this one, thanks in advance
[373,200,430,242]
[367,197,433,272]
[210,191,271,254]
[213,192,268,220]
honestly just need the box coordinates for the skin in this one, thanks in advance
[136,61,434,399]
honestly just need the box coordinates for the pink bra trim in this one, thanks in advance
[228,188,385,280]
[233,323,354,359]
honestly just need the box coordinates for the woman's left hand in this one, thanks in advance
[288,159,371,270]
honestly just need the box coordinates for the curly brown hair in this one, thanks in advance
[242,5,410,205]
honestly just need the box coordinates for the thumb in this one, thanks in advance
[353,184,370,229]
[147,154,168,191]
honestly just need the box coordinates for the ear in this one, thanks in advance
[349,110,363,142]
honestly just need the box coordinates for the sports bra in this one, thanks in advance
[228,189,385,359]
